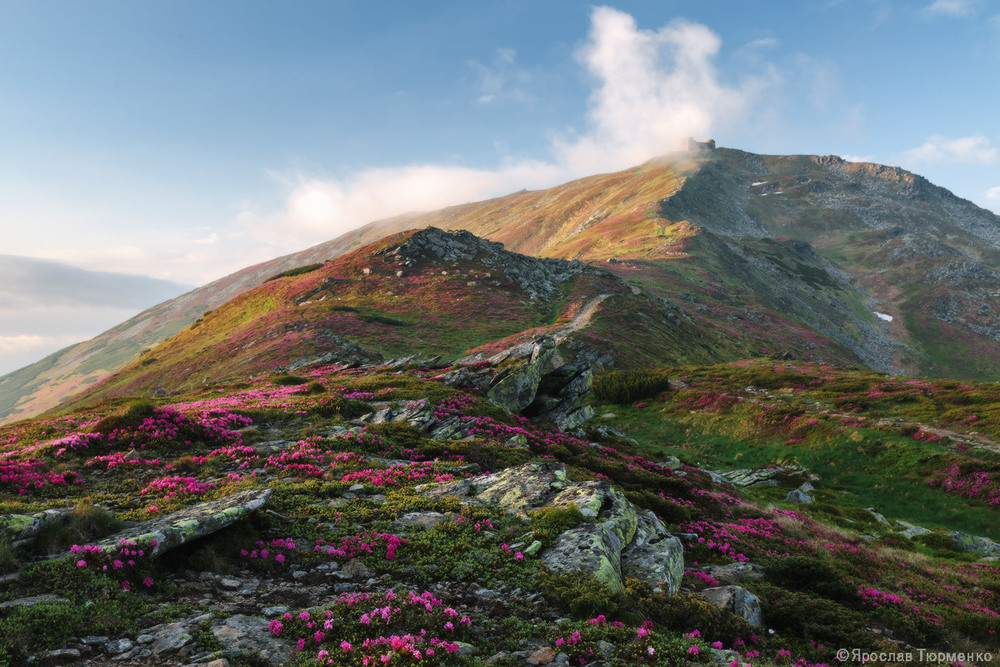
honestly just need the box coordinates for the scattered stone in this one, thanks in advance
[219,577,242,591]
[106,638,133,654]
[527,646,556,664]
[896,520,931,539]
[41,648,81,663]
[0,594,68,609]
[211,615,294,665]
[866,507,889,525]
[147,622,192,656]
[785,489,813,503]
[697,586,762,626]
[80,636,110,647]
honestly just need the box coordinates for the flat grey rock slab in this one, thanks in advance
[96,488,272,556]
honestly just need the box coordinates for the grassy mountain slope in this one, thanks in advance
[61,227,861,411]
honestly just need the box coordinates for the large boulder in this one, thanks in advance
[621,511,685,595]
[697,585,763,626]
[486,339,556,413]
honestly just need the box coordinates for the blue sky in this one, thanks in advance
[1,0,999,373]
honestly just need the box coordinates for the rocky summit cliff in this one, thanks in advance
[4,147,1000,424]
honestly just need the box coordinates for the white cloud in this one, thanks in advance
[987,186,1000,200]
[746,37,780,49]
[469,48,533,104]
[0,334,81,356]
[556,8,768,174]
[842,154,875,163]
[903,134,998,165]
[239,160,564,248]
[923,0,979,17]
[193,232,219,245]
[240,7,774,252]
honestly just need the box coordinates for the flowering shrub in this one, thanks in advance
[70,538,158,593]
[273,590,468,665]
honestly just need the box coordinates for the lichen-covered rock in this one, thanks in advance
[97,488,272,556]
[895,520,930,539]
[541,521,629,594]
[541,482,639,594]
[420,461,683,595]
[621,511,684,595]
[698,585,762,626]
[721,466,803,487]
[950,531,1000,558]
[0,509,74,545]
[470,460,570,509]
[486,339,556,413]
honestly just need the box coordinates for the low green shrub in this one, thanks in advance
[88,399,156,435]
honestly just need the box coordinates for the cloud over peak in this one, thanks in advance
[242,7,771,252]
[903,133,998,165]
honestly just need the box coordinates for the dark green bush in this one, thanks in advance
[639,589,755,646]
[264,263,323,282]
[272,374,309,386]
[592,369,670,404]
[540,571,629,619]
[757,584,878,649]
[763,555,860,605]
[88,399,156,435]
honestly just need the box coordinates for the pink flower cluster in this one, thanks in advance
[140,475,217,499]
[313,532,406,561]
[71,538,157,592]
[340,461,453,486]
[0,459,82,494]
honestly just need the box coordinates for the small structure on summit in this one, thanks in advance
[686,137,716,151]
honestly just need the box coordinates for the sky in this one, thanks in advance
[1,0,999,374]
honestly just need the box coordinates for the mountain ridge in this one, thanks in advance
[3,147,1000,424]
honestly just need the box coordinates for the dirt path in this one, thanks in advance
[558,293,611,337]
[551,293,611,367]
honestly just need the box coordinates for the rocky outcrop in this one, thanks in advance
[376,227,592,301]
[417,461,684,595]
[445,336,596,430]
